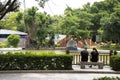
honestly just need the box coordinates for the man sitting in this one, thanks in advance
[80,48,89,62]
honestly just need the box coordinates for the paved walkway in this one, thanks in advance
[0,65,119,80]
[72,65,119,73]
[0,73,119,80]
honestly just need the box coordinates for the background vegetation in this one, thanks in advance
[110,54,120,71]
[0,0,120,49]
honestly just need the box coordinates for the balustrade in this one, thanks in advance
[71,53,110,65]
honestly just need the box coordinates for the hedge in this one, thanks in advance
[110,54,120,71]
[0,52,73,70]
[93,76,120,80]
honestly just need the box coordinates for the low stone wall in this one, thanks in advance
[0,48,22,53]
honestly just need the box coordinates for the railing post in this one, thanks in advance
[72,53,110,65]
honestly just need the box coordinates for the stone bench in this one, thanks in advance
[79,61,103,69]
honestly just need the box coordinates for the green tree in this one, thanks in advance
[60,7,93,47]
[24,7,39,48]
[97,0,120,43]
[86,0,120,43]
[7,34,20,47]
[3,12,18,30]
[100,11,120,43]
[36,28,48,48]
[0,12,21,30]
[16,12,25,31]
[48,15,62,34]
[22,7,52,48]
[0,20,5,29]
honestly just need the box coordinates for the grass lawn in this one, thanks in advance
[22,50,65,54]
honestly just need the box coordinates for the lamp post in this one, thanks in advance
[23,0,28,48]
[23,0,27,32]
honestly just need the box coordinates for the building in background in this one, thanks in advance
[0,29,27,48]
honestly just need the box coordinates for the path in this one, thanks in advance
[0,65,119,80]
[0,73,119,80]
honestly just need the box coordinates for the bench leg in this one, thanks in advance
[98,65,103,69]
[80,65,85,69]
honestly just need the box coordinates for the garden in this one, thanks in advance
[0,0,120,80]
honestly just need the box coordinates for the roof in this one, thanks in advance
[0,29,27,35]
[54,34,66,41]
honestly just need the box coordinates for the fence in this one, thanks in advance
[71,53,110,65]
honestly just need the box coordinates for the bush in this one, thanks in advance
[0,52,73,70]
[93,76,120,80]
[99,43,120,50]
[7,34,20,47]
[110,54,120,71]
[0,43,7,48]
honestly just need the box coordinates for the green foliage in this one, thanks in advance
[7,34,20,47]
[16,12,25,31]
[23,7,52,48]
[0,52,73,70]
[0,43,7,48]
[0,20,5,29]
[99,43,120,50]
[1,0,120,48]
[78,30,90,39]
[93,76,120,80]
[0,12,19,30]
[110,54,120,71]
[98,0,120,43]
[4,12,18,30]
[61,7,93,47]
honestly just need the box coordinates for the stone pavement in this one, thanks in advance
[0,73,119,80]
[72,65,120,73]
[0,65,120,80]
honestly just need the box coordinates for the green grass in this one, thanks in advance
[21,50,65,55]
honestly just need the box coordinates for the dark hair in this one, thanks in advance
[85,47,87,50]
[93,48,98,54]
[114,50,117,55]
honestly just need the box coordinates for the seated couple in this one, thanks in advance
[80,48,99,62]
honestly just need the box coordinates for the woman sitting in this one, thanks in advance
[90,48,99,68]
[90,48,99,62]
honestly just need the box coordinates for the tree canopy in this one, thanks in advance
[1,0,120,49]
[0,0,19,20]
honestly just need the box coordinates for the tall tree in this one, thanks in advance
[23,7,52,48]
[100,4,120,43]
[24,7,39,48]
[87,0,120,42]
[60,6,93,47]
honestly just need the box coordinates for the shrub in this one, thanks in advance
[99,43,120,50]
[7,34,20,47]
[110,54,120,71]
[0,52,73,70]
[0,43,7,48]
[93,76,120,80]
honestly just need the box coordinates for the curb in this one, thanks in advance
[0,70,120,74]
